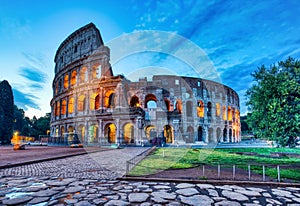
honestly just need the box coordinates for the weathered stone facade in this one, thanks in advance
[50,23,241,146]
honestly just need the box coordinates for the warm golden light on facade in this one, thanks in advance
[78,95,85,111]
[68,97,74,114]
[71,70,77,85]
[64,74,69,89]
[197,100,204,117]
[61,100,67,115]
[216,103,221,117]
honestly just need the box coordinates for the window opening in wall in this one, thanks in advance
[78,95,85,111]
[124,123,134,144]
[228,106,232,121]
[174,99,182,113]
[130,96,140,107]
[64,74,69,89]
[61,100,67,115]
[197,100,204,117]
[222,105,227,120]
[175,79,179,85]
[216,103,221,117]
[186,101,193,117]
[71,71,77,85]
[207,102,212,116]
[68,97,74,114]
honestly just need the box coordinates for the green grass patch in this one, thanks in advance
[129,148,300,181]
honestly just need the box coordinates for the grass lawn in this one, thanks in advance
[129,147,300,181]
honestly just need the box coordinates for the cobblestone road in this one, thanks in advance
[1,147,300,205]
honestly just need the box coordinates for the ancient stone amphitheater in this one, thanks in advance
[50,23,241,146]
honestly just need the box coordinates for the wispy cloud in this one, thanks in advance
[12,88,40,110]
[18,67,47,84]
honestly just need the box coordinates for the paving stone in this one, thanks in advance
[52,186,66,191]
[235,189,261,196]
[64,199,78,204]
[293,197,300,203]
[212,197,226,201]
[222,190,249,201]
[19,186,48,192]
[215,200,241,206]
[243,204,261,206]
[151,191,176,200]
[154,185,171,190]
[128,193,149,202]
[33,189,59,197]
[272,189,295,198]
[197,184,215,189]
[179,194,214,205]
[175,183,195,189]
[63,186,85,193]
[166,202,182,206]
[104,200,130,206]
[246,187,266,192]
[75,200,93,206]
[152,196,169,204]
[47,200,59,205]
[207,189,219,197]
[93,198,108,205]
[105,195,119,200]
[2,196,33,205]
[262,192,272,198]
[141,203,152,206]
[176,188,199,196]
[266,198,283,205]
[27,197,50,204]
[73,193,88,199]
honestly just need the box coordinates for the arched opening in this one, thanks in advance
[88,125,98,143]
[197,126,203,141]
[77,125,85,143]
[71,70,77,85]
[61,99,67,115]
[80,67,87,83]
[68,97,74,114]
[130,96,140,107]
[216,103,221,117]
[78,95,85,112]
[233,129,236,142]
[64,74,69,89]
[95,94,100,110]
[197,100,204,117]
[174,99,182,114]
[68,126,74,143]
[60,126,65,137]
[207,102,212,116]
[90,93,100,110]
[55,101,60,116]
[222,105,227,120]
[228,106,232,121]
[92,64,101,79]
[217,128,221,142]
[208,128,214,143]
[145,94,157,109]
[186,101,193,117]
[145,125,156,140]
[164,99,170,111]
[187,126,194,143]
[124,123,134,144]
[223,128,227,142]
[105,123,116,143]
[105,91,115,108]
[164,125,174,143]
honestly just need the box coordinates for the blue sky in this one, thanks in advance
[1,0,300,118]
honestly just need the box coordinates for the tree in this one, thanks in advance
[13,105,25,132]
[0,80,14,144]
[246,57,300,147]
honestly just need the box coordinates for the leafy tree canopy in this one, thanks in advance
[246,57,300,147]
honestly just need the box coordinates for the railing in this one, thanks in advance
[125,146,156,176]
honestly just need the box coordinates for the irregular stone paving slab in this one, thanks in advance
[175,183,195,189]
[215,200,241,206]
[27,197,50,204]
[235,189,261,196]
[176,188,199,196]
[128,193,149,202]
[152,191,176,200]
[222,190,249,201]
[154,185,171,190]
[152,196,169,204]
[272,188,295,198]
[179,195,214,205]
[104,200,130,206]
[2,196,33,205]
[246,187,266,192]
[75,200,93,206]
[62,186,85,193]
[207,189,219,197]
[33,189,59,197]
[197,183,215,189]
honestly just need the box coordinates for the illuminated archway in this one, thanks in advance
[71,70,77,85]
[130,95,140,107]
[88,125,98,143]
[104,123,116,143]
[78,95,85,111]
[123,123,134,143]
[105,90,115,108]
[77,125,85,143]
[68,97,74,114]
[175,99,182,113]
[145,125,156,140]
[164,125,174,143]
[197,100,204,117]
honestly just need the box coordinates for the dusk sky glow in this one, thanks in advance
[1,0,300,118]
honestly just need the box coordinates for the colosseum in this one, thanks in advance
[50,23,241,146]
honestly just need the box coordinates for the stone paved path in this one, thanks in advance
[1,147,300,205]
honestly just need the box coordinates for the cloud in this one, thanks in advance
[12,88,41,110]
[18,67,47,84]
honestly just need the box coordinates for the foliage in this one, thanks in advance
[246,57,300,147]
[130,148,300,181]
[240,115,251,134]
[0,80,14,144]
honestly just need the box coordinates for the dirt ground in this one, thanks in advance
[0,145,108,168]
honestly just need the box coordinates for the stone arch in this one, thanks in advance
[186,101,193,117]
[223,128,227,142]
[104,123,116,143]
[164,98,171,111]
[123,123,134,144]
[61,99,67,115]
[78,95,86,112]
[89,124,98,143]
[216,103,221,117]
[222,105,227,120]
[174,99,182,114]
[145,94,157,108]
[71,70,77,86]
[80,66,88,83]
[197,126,204,141]
[64,74,69,89]
[68,126,74,143]
[187,126,194,143]
[55,101,60,116]
[130,95,140,107]
[90,93,100,110]
[145,125,156,140]
[207,102,212,117]
[164,125,174,143]
[68,97,74,114]
[77,125,85,143]
[92,63,101,79]
[197,100,204,117]
[105,90,115,108]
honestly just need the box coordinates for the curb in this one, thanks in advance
[118,176,300,187]
[0,148,111,169]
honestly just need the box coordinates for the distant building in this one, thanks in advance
[50,23,241,146]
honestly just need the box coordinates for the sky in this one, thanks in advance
[1,0,300,118]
